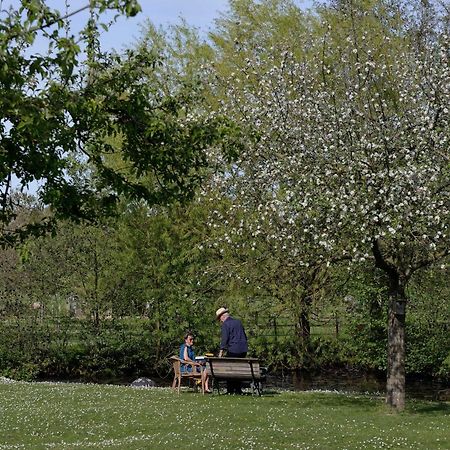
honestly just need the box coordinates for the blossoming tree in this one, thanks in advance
[209,0,449,410]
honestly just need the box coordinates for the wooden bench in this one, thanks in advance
[170,356,205,394]
[206,357,263,396]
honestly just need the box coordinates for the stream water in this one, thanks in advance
[263,370,449,400]
[122,370,449,400]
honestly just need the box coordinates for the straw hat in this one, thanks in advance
[215,307,229,319]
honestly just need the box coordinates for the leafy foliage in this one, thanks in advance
[1,0,241,247]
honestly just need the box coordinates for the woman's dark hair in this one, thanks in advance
[184,332,194,340]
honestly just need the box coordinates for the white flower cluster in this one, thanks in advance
[204,11,449,272]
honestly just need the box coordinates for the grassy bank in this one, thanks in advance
[0,381,449,449]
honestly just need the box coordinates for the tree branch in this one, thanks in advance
[372,238,398,279]
[7,4,92,40]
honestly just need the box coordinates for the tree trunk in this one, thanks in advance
[300,310,311,342]
[386,293,406,411]
[155,296,161,363]
[372,239,407,411]
[298,294,312,345]
[295,295,311,369]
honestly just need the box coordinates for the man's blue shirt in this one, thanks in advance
[220,316,248,354]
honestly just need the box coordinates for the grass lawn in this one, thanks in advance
[0,381,448,449]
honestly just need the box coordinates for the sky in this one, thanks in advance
[72,0,237,50]
[5,0,312,51]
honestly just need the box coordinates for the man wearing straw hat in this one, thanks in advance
[215,307,248,394]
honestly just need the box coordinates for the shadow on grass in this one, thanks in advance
[210,390,281,397]
[408,402,450,415]
[294,392,381,410]
[303,394,450,413]
[298,394,450,415]
[259,389,282,396]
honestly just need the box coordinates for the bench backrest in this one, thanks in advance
[207,357,261,380]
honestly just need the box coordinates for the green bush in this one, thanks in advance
[309,336,349,369]
[340,310,449,376]
[0,318,177,382]
[1,295,447,381]
[437,352,450,380]
[342,316,387,372]
[405,319,450,376]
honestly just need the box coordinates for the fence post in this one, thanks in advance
[335,312,339,337]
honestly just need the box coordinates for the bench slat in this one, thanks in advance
[210,366,259,372]
[210,373,261,380]
[208,363,260,371]
[207,372,260,376]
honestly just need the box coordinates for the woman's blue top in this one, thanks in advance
[179,344,195,373]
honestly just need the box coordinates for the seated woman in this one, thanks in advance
[180,333,211,393]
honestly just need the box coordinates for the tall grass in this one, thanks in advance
[0,380,448,449]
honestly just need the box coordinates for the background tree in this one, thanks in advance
[1,0,238,247]
[1,0,136,243]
